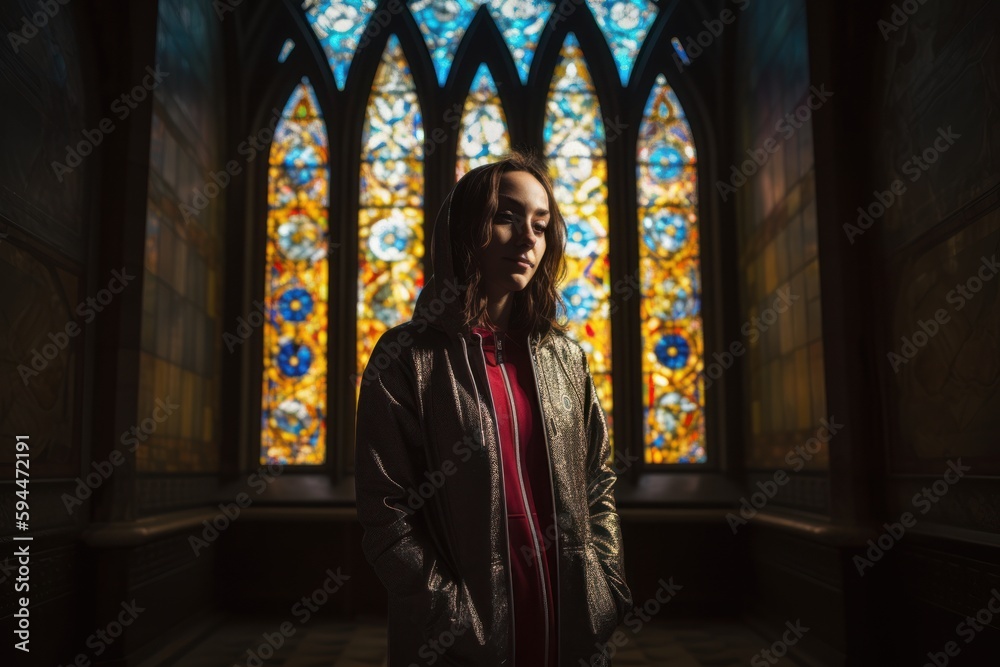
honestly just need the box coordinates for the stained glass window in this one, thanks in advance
[585,0,658,85]
[543,33,614,453]
[357,35,425,404]
[303,0,377,90]
[637,73,703,464]
[301,1,659,92]
[409,0,481,86]
[261,78,330,465]
[289,1,708,467]
[456,63,510,181]
[483,1,554,84]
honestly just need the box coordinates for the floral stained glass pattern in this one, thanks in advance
[456,64,510,181]
[543,33,614,456]
[585,0,658,85]
[303,0,378,90]
[305,1,567,88]
[409,0,481,86]
[637,73,703,464]
[357,35,425,404]
[262,78,330,465]
[483,1,554,84]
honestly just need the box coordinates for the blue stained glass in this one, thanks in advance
[369,213,417,261]
[303,0,378,90]
[670,36,691,66]
[278,342,314,377]
[566,218,600,258]
[649,145,685,180]
[278,38,296,63]
[483,0,554,84]
[655,334,690,370]
[585,0,658,85]
[409,0,481,86]
[560,280,600,320]
[274,399,314,437]
[279,288,314,321]
[643,211,689,254]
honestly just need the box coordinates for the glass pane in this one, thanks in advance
[585,0,658,85]
[484,0,554,84]
[357,35,425,408]
[410,0,481,86]
[543,33,614,457]
[456,64,510,181]
[262,79,330,465]
[303,0,378,90]
[637,73,704,464]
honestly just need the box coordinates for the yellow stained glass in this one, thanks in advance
[456,63,510,181]
[543,33,614,457]
[637,74,704,464]
[261,78,329,465]
[356,35,425,408]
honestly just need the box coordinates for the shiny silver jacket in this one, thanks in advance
[355,191,633,666]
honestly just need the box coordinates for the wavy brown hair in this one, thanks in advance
[447,149,570,343]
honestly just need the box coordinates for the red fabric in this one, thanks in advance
[473,326,559,667]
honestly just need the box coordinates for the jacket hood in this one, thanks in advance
[413,190,467,346]
[414,190,542,349]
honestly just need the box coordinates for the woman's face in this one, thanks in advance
[477,170,549,300]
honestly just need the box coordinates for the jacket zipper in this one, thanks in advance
[496,334,550,666]
[469,332,517,665]
[527,336,560,666]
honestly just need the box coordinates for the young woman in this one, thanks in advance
[355,150,632,666]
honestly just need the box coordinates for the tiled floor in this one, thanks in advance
[151,616,789,666]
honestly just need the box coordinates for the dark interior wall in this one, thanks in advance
[735,0,829,496]
[869,0,1000,662]
[137,0,226,483]
[730,0,1000,663]
[1,1,231,664]
[728,2,847,662]
[1,1,98,665]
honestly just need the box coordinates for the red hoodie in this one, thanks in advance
[472,325,559,667]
